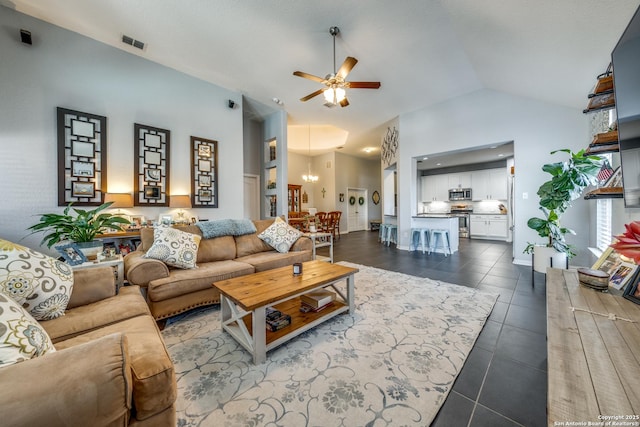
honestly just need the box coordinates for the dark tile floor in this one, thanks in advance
[325,231,547,427]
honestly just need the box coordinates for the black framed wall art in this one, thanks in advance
[134,123,170,206]
[191,136,218,208]
[57,107,107,206]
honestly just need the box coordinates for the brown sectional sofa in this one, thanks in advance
[0,266,176,426]
[124,218,313,321]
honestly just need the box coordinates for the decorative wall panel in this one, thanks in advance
[134,123,170,206]
[57,107,107,206]
[191,136,218,208]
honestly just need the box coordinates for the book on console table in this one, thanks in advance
[300,290,335,308]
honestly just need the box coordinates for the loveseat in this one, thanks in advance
[0,265,176,426]
[124,218,313,321]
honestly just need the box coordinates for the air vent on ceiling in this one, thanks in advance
[122,34,145,50]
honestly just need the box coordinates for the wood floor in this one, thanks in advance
[324,231,547,427]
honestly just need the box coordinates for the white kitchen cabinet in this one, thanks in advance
[470,214,507,240]
[471,169,507,200]
[421,175,449,201]
[448,172,471,189]
[489,169,508,200]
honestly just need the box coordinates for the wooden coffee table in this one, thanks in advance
[213,260,358,364]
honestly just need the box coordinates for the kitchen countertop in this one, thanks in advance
[470,212,507,215]
[412,214,455,218]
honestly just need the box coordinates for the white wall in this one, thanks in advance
[0,8,244,253]
[399,89,591,265]
[287,151,316,210]
[335,152,382,223]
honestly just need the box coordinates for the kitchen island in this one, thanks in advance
[411,215,459,254]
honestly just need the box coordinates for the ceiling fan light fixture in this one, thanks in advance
[323,87,346,104]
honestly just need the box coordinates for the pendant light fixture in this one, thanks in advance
[302,125,318,183]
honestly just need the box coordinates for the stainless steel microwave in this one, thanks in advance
[449,188,472,201]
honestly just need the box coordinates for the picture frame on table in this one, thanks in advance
[623,271,640,305]
[130,215,145,227]
[56,242,88,266]
[609,262,637,290]
[592,246,623,277]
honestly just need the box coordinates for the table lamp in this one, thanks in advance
[104,193,133,214]
[170,195,192,223]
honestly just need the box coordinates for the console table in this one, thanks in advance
[546,268,640,425]
[72,254,125,291]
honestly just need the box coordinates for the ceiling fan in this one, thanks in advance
[293,26,381,108]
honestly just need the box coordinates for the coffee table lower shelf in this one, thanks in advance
[222,297,348,353]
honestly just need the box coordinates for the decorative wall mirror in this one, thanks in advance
[57,107,107,206]
[191,136,218,208]
[134,123,170,206]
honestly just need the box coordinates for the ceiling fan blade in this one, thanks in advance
[347,81,381,89]
[336,57,358,79]
[293,71,326,83]
[300,88,326,102]
[339,97,350,108]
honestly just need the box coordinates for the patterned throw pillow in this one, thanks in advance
[0,239,74,320]
[145,226,201,269]
[258,216,303,253]
[0,292,56,368]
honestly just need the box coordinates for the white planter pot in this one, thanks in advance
[75,240,102,261]
[532,245,567,273]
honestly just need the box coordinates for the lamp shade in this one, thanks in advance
[170,195,192,209]
[104,193,133,209]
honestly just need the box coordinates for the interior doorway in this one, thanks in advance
[347,188,368,232]
[243,174,260,220]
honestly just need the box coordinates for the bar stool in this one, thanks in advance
[387,225,398,246]
[378,223,390,243]
[429,229,451,256]
[410,228,430,253]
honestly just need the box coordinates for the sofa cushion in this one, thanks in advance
[0,239,73,320]
[140,226,236,264]
[41,285,150,343]
[0,333,132,427]
[147,260,254,302]
[145,225,201,269]
[54,314,176,421]
[258,216,303,253]
[234,218,277,258]
[0,292,56,368]
[236,250,312,272]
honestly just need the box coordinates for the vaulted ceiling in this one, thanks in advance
[5,0,639,159]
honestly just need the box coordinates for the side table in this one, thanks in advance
[71,254,125,292]
[303,232,333,263]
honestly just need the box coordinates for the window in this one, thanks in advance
[596,151,613,252]
[596,198,612,252]
[593,110,615,253]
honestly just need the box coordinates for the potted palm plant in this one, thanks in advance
[524,149,602,271]
[27,202,131,258]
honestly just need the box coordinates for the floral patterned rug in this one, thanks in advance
[161,262,498,427]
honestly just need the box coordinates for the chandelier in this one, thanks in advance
[302,125,318,183]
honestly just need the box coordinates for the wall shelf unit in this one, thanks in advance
[583,70,623,200]
[264,138,279,217]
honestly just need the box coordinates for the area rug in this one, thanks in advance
[161,262,498,427]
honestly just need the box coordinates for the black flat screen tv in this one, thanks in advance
[612,5,640,207]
